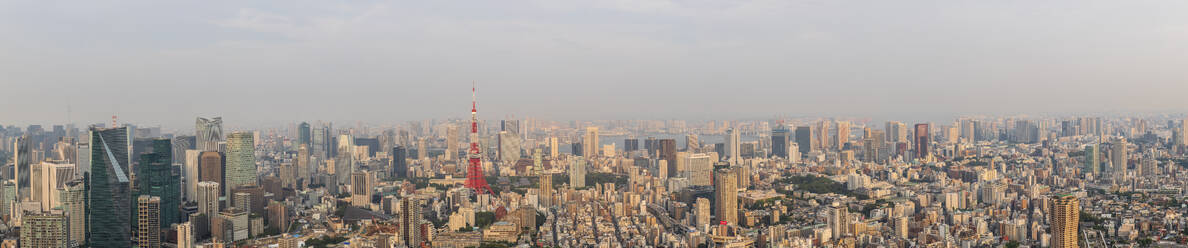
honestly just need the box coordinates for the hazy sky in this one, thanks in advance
[3,0,1188,129]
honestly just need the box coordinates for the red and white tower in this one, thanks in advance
[465,83,494,194]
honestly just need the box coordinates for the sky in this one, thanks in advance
[2,0,1188,129]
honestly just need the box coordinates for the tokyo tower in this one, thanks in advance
[465,83,494,194]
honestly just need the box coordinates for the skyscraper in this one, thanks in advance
[195,117,223,152]
[570,157,586,189]
[886,121,907,143]
[14,135,31,202]
[400,198,422,247]
[829,201,849,239]
[136,195,161,248]
[197,181,221,218]
[1083,144,1099,175]
[682,153,714,186]
[350,171,373,208]
[198,151,224,198]
[184,150,201,202]
[913,124,930,160]
[177,221,194,248]
[296,144,310,188]
[795,126,815,154]
[391,146,407,179]
[686,133,699,151]
[87,126,132,247]
[1112,137,1128,180]
[725,128,741,165]
[497,131,521,164]
[715,168,738,226]
[135,138,179,228]
[60,180,85,247]
[38,161,74,211]
[1050,194,1079,248]
[224,132,256,198]
[771,125,790,158]
[446,125,459,161]
[658,139,677,178]
[583,127,600,158]
[695,197,710,231]
[297,122,311,148]
[833,121,851,150]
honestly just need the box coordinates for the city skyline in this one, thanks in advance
[5,1,1188,128]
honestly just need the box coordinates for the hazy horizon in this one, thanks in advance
[4,1,1188,129]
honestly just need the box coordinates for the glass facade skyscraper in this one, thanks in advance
[135,138,180,229]
[224,132,256,197]
[87,126,132,247]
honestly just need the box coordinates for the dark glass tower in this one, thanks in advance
[298,122,312,148]
[771,126,791,158]
[391,146,407,179]
[87,126,132,247]
[135,138,180,228]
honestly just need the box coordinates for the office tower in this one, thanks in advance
[134,138,179,228]
[390,146,407,179]
[1050,194,1079,248]
[715,168,738,226]
[296,145,310,188]
[538,171,552,207]
[224,132,256,198]
[1112,137,1128,179]
[885,121,907,143]
[198,151,224,198]
[795,126,815,154]
[75,142,91,177]
[695,197,710,230]
[400,198,422,247]
[177,221,194,248]
[686,133,699,151]
[278,162,296,189]
[267,200,289,231]
[913,124,930,160]
[87,126,132,247]
[183,150,201,202]
[548,137,559,158]
[351,171,373,208]
[414,137,427,160]
[297,122,311,148]
[829,201,849,239]
[464,85,494,195]
[497,131,521,164]
[895,216,909,239]
[582,127,600,158]
[137,195,161,248]
[658,139,677,177]
[0,181,13,222]
[771,126,791,158]
[60,180,85,247]
[724,128,741,165]
[197,181,221,218]
[570,157,586,189]
[335,134,355,184]
[20,210,68,248]
[1083,144,1099,175]
[14,135,30,202]
[171,136,195,166]
[446,125,459,161]
[35,162,73,211]
[815,121,830,151]
[682,153,714,186]
[196,117,223,152]
[833,121,851,150]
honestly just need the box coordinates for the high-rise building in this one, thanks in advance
[335,134,355,184]
[446,125,459,161]
[135,138,179,228]
[686,133,699,151]
[695,197,711,231]
[14,135,32,202]
[658,139,677,177]
[400,198,422,247]
[795,126,815,154]
[267,201,289,232]
[834,121,851,150]
[297,122,311,149]
[535,149,552,207]
[1083,144,1099,175]
[136,195,161,248]
[1050,194,1079,248]
[59,180,85,247]
[497,131,521,164]
[87,126,133,247]
[184,149,201,202]
[38,162,74,211]
[913,124,931,160]
[195,117,223,152]
[20,209,68,248]
[390,146,407,179]
[771,126,791,159]
[885,121,907,143]
[224,132,256,198]
[725,128,741,165]
[350,171,373,208]
[296,145,310,188]
[715,168,738,226]
[1112,137,1128,180]
[548,137,559,158]
[682,153,714,186]
[815,121,831,152]
[198,151,224,198]
[197,181,221,219]
[829,201,849,239]
[570,157,586,189]
[583,127,599,158]
[177,221,194,248]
